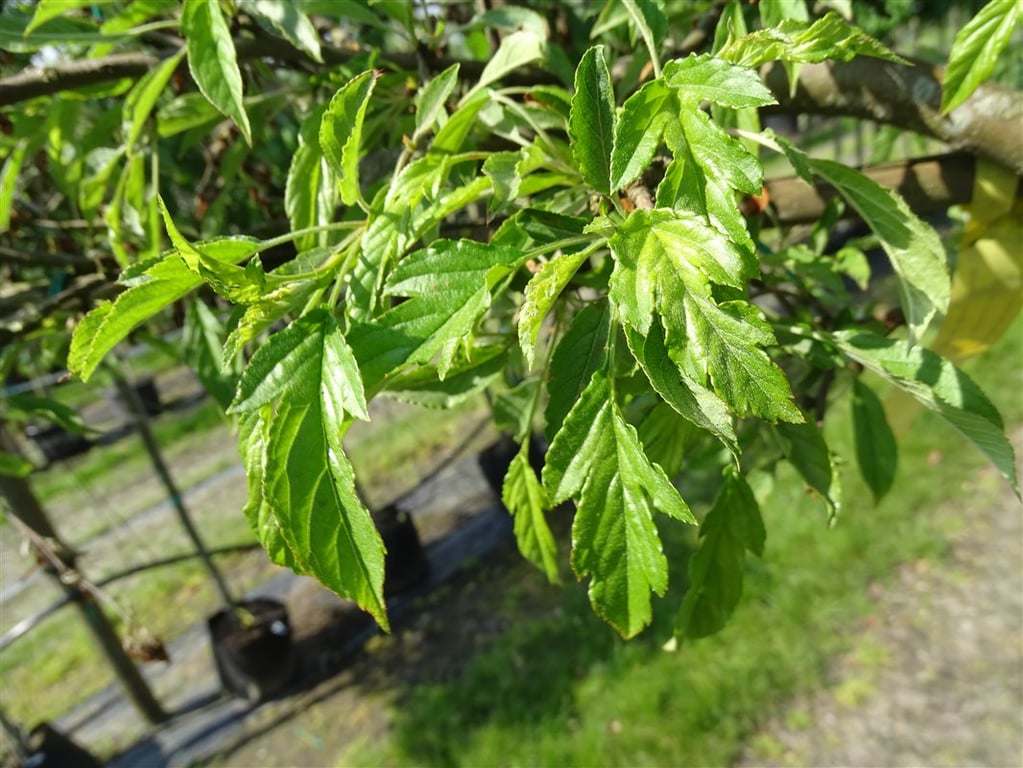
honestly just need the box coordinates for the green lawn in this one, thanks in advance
[340,316,1022,768]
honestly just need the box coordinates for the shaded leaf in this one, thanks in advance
[543,368,694,637]
[544,302,611,442]
[241,0,322,62]
[677,468,764,639]
[775,417,842,517]
[518,248,592,368]
[850,378,897,503]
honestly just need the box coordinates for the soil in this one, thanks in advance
[735,431,1023,768]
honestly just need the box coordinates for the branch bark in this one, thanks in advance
[762,151,984,226]
[763,57,1023,175]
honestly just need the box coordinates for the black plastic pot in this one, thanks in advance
[127,378,162,417]
[23,722,101,768]
[25,425,91,465]
[207,598,297,703]
[374,504,430,596]
[478,433,546,499]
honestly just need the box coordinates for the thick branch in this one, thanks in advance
[0,52,159,105]
[763,57,1023,175]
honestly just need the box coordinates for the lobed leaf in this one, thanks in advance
[543,368,694,637]
[285,140,336,253]
[230,308,368,421]
[662,54,777,109]
[624,318,738,457]
[502,448,559,584]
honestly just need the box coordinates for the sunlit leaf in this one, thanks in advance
[181,0,252,144]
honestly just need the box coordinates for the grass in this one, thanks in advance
[0,389,493,730]
[339,317,1022,768]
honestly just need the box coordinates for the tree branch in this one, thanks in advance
[763,57,1023,175]
[762,151,985,226]
[0,52,159,105]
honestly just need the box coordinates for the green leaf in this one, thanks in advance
[719,13,902,67]
[759,0,808,27]
[238,409,299,570]
[609,210,798,422]
[181,0,252,145]
[25,0,97,35]
[264,397,388,629]
[156,92,220,137]
[182,298,238,410]
[831,330,1018,496]
[241,0,322,62]
[159,198,265,302]
[473,30,545,94]
[0,452,33,479]
[544,303,611,443]
[623,318,738,457]
[775,418,841,518]
[680,108,763,195]
[285,140,336,253]
[543,368,694,637]
[662,54,777,109]
[610,79,675,192]
[850,378,897,503]
[351,240,522,387]
[123,49,185,151]
[942,0,1020,112]
[677,468,764,639]
[319,70,377,207]
[570,46,616,195]
[686,295,804,422]
[809,159,950,343]
[382,346,506,409]
[609,208,755,335]
[4,394,91,435]
[414,63,459,141]
[69,238,261,381]
[1,138,30,233]
[622,0,667,71]
[502,448,559,584]
[518,248,593,368]
[230,309,368,420]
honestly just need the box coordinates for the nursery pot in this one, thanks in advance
[23,722,101,768]
[114,377,162,418]
[374,504,430,596]
[25,425,91,465]
[207,598,297,703]
[478,433,546,499]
